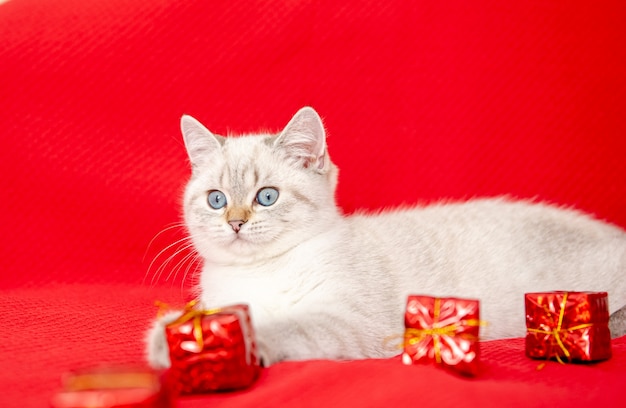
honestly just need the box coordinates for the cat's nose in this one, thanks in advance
[228,219,247,233]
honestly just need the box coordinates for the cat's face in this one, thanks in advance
[182,107,339,266]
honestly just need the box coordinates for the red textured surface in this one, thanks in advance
[1,0,626,406]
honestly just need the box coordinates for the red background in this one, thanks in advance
[1,0,625,406]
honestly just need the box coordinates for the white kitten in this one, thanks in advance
[147,107,626,367]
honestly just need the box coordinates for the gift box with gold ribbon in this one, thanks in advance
[164,301,261,394]
[402,295,482,376]
[525,291,612,363]
[50,365,172,408]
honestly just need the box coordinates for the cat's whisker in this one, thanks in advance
[150,240,196,286]
[142,223,189,285]
[165,243,199,283]
[145,234,198,286]
[146,235,192,273]
[144,238,188,286]
[179,252,203,294]
[142,223,188,263]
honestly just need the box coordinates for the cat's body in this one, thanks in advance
[147,107,626,368]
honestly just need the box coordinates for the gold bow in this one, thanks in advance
[160,299,226,351]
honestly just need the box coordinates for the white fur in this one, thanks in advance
[147,107,626,367]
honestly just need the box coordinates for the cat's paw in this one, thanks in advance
[145,311,182,369]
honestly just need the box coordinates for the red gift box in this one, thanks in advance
[50,365,171,408]
[525,291,612,363]
[402,295,482,376]
[164,301,260,394]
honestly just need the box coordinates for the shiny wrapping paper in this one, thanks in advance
[525,291,612,362]
[402,295,481,376]
[50,366,171,408]
[165,302,261,394]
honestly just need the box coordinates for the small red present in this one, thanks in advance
[164,301,260,394]
[525,291,612,363]
[50,365,171,408]
[402,295,482,376]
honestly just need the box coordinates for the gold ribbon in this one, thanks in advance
[526,292,593,364]
[402,298,485,364]
[159,299,225,351]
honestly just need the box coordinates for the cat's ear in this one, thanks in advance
[180,115,224,168]
[275,107,328,172]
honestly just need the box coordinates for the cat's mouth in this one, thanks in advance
[229,233,251,246]
[225,234,260,255]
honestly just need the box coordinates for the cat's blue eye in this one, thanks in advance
[207,190,227,209]
[256,187,279,207]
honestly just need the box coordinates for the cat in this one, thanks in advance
[146,107,626,368]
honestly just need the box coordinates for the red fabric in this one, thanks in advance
[1,0,625,406]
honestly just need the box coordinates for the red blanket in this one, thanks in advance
[1,0,625,406]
